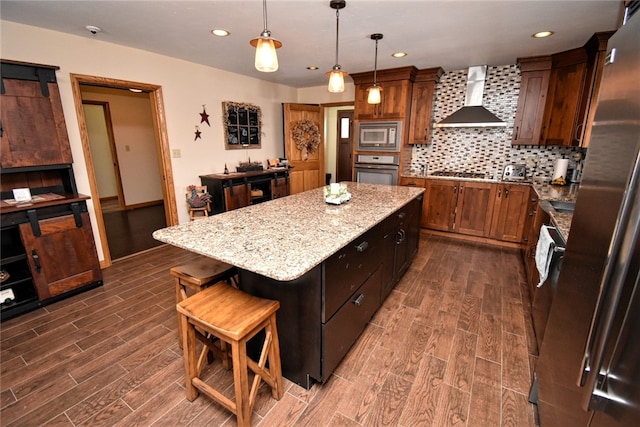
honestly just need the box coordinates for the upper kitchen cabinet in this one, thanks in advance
[512,57,551,146]
[541,47,589,146]
[408,67,444,144]
[351,66,416,121]
[512,31,613,147]
[0,60,73,168]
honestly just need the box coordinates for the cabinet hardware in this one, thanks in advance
[423,128,428,140]
[574,122,584,142]
[398,212,406,219]
[505,189,510,198]
[497,189,502,198]
[355,241,369,253]
[26,209,41,237]
[453,185,457,193]
[71,203,83,227]
[353,293,365,307]
[514,126,519,140]
[0,119,3,137]
[31,250,41,272]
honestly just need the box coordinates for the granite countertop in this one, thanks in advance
[531,180,579,242]
[153,182,424,282]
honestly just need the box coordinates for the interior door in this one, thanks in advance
[283,103,324,194]
[336,110,354,182]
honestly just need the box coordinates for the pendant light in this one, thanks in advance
[327,0,347,93]
[250,0,282,72]
[367,33,383,104]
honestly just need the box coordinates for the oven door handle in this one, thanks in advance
[354,163,399,170]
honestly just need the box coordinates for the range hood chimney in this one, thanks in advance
[435,65,506,128]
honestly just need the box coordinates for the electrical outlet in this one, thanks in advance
[172,149,181,158]
[125,145,131,152]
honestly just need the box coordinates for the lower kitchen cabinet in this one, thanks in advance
[419,178,533,246]
[380,195,422,299]
[423,179,495,237]
[489,184,532,242]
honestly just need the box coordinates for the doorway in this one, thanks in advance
[71,75,178,267]
[336,110,354,182]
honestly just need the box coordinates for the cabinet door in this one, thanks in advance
[489,184,531,242]
[408,80,437,144]
[424,180,457,231]
[542,49,588,146]
[19,213,101,300]
[0,79,73,168]
[512,68,550,145]
[454,181,496,237]
[223,183,251,211]
[354,80,410,120]
[271,177,290,199]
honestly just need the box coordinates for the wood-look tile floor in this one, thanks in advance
[0,233,538,426]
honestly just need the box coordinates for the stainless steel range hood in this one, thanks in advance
[435,65,507,128]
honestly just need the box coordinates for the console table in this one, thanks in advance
[200,169,289,214]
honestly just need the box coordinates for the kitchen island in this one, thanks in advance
[153,182,424,388]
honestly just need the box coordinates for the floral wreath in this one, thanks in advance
[292,119,320,160]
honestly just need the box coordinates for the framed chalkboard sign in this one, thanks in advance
[222,101,262,149]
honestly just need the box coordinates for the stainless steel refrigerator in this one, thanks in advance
[533,5,640,426]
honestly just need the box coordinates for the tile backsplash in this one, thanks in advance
[410,64,585,180]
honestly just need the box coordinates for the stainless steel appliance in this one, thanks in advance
[502,164,526,180]
[430,170,486,179]
[356,121,402,151]
[532,7,640,426]
[354,154,399,185]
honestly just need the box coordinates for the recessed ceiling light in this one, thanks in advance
[307,66,319,70]
[533,30,554,38]
[211,29,230,37]
[392,52,407,58]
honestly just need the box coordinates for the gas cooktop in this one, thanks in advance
[431,171,487,179]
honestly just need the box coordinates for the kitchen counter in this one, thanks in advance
[153,182,424,281]
[531,181,579,242]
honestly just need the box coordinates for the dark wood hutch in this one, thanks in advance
[1,60,102,320]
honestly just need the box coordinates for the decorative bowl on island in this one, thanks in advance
[324,183,351,205]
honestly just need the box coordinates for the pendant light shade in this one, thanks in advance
[250,0,282,72]
[367,33,383,104]
[327,0,347,93]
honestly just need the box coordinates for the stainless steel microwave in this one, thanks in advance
[357,121,402,151]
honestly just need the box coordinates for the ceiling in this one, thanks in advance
[1,1,621,88]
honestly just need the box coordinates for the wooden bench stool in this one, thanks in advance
[170,259,238,356]
[177,283,284,427]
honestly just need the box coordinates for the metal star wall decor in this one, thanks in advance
[200,105,210,126]
[194,125,202,141]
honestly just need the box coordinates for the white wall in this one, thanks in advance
[82,87,163,206]
[1,20,303,261]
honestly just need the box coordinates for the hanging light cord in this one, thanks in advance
[373,38,379,84]
[334,8,340,66]
[262,0,269,33]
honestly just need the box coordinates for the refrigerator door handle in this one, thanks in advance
[578,153,640,411]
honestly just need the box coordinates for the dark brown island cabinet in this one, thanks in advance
[238,195,422,389]
[0,60,102,320]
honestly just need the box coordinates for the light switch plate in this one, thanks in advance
[172,149,181,158]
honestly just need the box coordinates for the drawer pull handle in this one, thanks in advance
[353,294,365,307]
[355,241,369,253]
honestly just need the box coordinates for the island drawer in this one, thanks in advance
[322,267,381,379]
[323,228,381,322]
